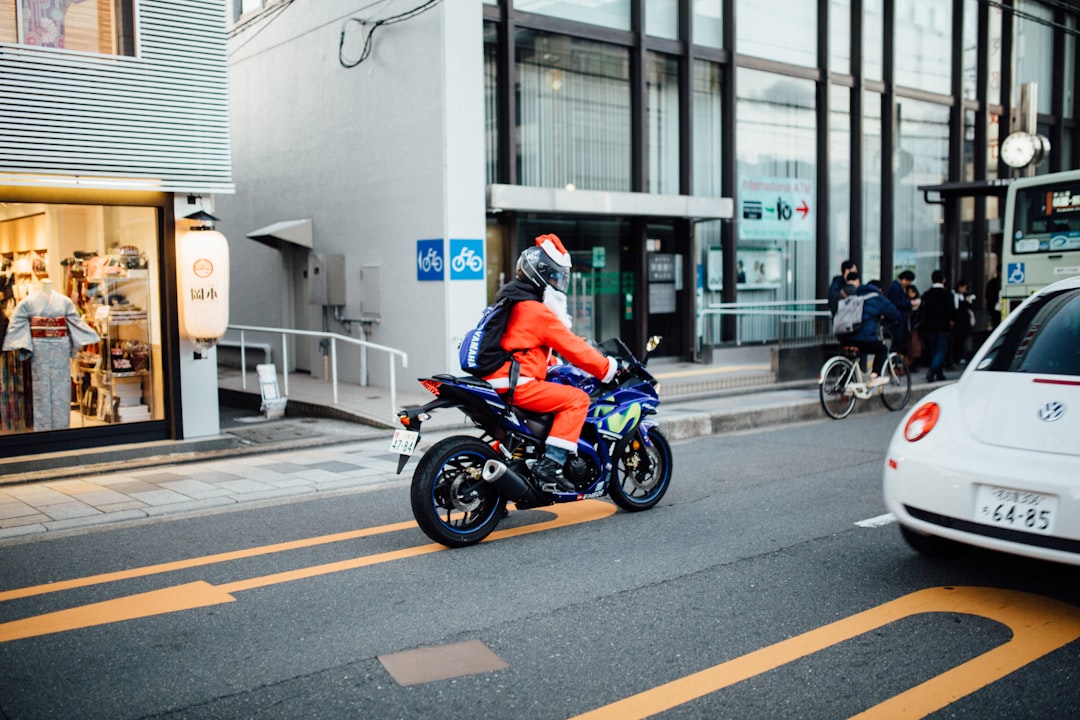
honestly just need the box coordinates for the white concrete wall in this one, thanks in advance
[217,1,487,389]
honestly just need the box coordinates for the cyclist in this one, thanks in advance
[836,272,901,387]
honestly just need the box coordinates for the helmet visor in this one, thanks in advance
[549,268,570,293]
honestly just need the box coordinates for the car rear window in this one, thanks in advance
[976,287,1080,376]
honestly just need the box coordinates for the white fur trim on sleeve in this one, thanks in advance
[601,356,617,383]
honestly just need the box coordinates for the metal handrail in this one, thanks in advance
[225,324,408,418]
[699,299,830,318]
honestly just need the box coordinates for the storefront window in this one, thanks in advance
[647,52,680,195]
[830,84,851,283]
[0,204,162,434]
[692,0,722,49]
[894,98,949,285]
[646,0,677,40]
[895,0,952,96]
[735,68,817,341]
[484,23,499,185]
[863,90,882,282]
[693,60,723,198]
[864,0,884,82]
[830,0,851,75]
[515,30,631,192]
[1014,0,1053,115]
[514,0,629,32]
[962,0,978,102]
[736,0,816,68]
[2,0,136,55]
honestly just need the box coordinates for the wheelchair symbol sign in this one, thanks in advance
[1007,262,1026,285]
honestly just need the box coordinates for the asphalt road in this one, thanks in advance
[1,411,1078,719]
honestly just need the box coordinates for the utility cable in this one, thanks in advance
[338,0,443,69]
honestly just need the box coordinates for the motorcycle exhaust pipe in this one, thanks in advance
[482,459,540,504]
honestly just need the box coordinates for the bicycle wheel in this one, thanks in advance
[880,353,912,411]
[819,356,857,419]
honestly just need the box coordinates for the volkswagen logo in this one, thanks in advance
[1038,401,1066,422]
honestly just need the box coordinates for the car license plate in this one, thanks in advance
[390,429,420,456]
[974,485,1057,535]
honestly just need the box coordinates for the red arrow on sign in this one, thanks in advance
[796,200,809,218]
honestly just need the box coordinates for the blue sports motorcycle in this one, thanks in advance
[391,337,672,547]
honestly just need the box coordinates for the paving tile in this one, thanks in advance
[186,470,245,483]
[95,501,148,513]
[132,471,187,483]
[0,502,39,520]
[254,462,310,474]
[305,461,363,473]
[101,480,159,495]
[2,485,72,506]
[0,513,50,528]
[45,510,149,531]
[57,489,133,507]
[129,489,196,506]
[40,502,101,521]
[215,479,276,494]
[160,479,234,499]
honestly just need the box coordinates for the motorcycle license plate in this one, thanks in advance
[390,429,420,456]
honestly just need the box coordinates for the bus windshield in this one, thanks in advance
[1011,176,1080,255]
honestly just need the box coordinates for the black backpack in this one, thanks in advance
[459,296,517,377]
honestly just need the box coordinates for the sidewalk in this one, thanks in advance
[0,347,942,541]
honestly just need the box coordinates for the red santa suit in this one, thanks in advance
[484,284,616,453]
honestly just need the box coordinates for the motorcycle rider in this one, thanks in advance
[484,234,618,493]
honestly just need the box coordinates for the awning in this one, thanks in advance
[918,179,1016,204]
[488,184,733,219]
[246,218,313,250]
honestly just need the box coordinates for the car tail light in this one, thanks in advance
[903,402,939,442]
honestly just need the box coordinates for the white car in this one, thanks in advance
[883,275,1080,566]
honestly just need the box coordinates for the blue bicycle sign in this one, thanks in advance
[416,239,444,281]
[449,239,484,280]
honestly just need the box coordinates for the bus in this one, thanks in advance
[1000,169,1080,318]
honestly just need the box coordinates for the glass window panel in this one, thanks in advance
[830,85,851,280]
[864,0,884,82]
[830,0,851,75]
[515,30,631,191]
[735,67,817,341]
[646,0,678,40]
[484,23,498,185]
[1065,15,1075,120]
[736,0,816,67]
[693,0,722,48]
[1,1,16,42]
[895,98,949,284]
[18,0,135,55]
[962,0,978,101]
[514,0,630,31]
[1014,0,1053,115]
[894,0,952,95]
[648,52,680,195]
[863,90,882,281]
[693,60,723,197]
[986,3,1002,107]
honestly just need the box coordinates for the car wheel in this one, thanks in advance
[899,524,960,557]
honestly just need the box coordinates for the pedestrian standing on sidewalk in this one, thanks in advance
[920,270,953,382]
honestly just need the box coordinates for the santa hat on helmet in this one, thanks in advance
[535,233,571,269]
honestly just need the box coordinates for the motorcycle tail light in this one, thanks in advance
[420,379,442,396]
[903,402,939,442]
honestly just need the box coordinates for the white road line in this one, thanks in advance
[856,513,897,528]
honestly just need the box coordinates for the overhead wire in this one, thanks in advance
[338,0,443,69]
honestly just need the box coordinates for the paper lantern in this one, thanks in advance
[177,224,230,353]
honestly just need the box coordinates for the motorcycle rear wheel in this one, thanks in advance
[410,436,506,548]
[609,426,672,512]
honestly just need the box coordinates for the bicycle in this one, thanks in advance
[818,335,911,419]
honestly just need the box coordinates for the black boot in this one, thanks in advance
[533,456,576,493]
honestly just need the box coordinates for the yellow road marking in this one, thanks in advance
[571,586,1080,720]
[0,520,418,602]
[0,500,616,643]
[653,364,769,380]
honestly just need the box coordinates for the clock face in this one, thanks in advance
[1001,131,1036,168]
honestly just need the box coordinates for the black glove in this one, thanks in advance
[613,359,633,384]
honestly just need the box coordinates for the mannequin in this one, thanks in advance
[2,277,100,430]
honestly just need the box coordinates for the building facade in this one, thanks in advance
[0,0,234,457]
[221,0,1079,387]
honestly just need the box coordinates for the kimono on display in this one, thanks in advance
[2,286,100,430]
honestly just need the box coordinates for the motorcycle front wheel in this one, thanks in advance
[609,426,672,512]
[410,436,507,548]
